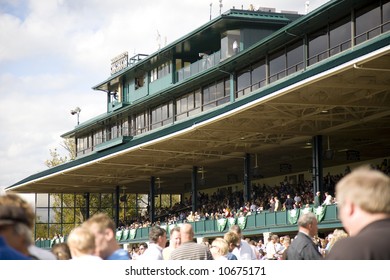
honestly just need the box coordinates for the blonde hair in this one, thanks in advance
[211,237,229,256]
[67,226,96,254]
[328,229,348,251]
[336,166,390,214]
[82,212,116,233]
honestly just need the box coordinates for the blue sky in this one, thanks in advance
[0,0,329,191]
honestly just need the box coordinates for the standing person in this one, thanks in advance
[274,196,281,212]
[322,192,333,206]
[67,226,102,260]
[280,235,291,260]
[286,212,322,260]
[313,192,321,207]
[230,225,257,260]
[83,213,130,260]
[0,192,56,260]
[223,231,239,260]
[170,223,213,260]
[284,194,295,210]
[137,226,166,260]
[0,195,33,260]
[162,227,181,260]
[265,234,279,260]
[210,238,229,260]
[326,166,390,260]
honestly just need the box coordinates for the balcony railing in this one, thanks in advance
[114,204,341,244]
[177,51,221,82]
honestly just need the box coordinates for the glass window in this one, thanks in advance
[135,74,145,90]
[36,193,48,207]
[50,194,61,207]
[89,193,100,208]
[100,193,113,208]
[62,208,75,223]
[135,112,148,135]
[269,49,286,82]
[49,208,61,223]
[75,194,86,207]
[355,3,381,44]
[35,224,49,239]
[237,69,251,98]
[286,41,304,75]
[308,28,328,65]
[251,60,266,90]
[384,1,390,32]
[330,17,351,56]
[49,224,61,239]
[62,194,74,207]
[36,208,49,223]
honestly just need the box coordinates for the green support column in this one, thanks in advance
[312,135,324,197]
[244,153,251,202]
[192,166,198,213]
[115,186,120,227]
[150,176,156,223]
[230,73,236,103]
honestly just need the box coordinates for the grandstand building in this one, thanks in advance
[7,0,390,245]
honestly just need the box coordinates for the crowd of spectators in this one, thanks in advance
[116,161,389,232]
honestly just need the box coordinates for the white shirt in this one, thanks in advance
[232,239,257,260]
[137,243,163,260]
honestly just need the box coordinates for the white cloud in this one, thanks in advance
[0,0,330,188]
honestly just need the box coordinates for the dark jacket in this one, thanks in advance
[326,218,390,260]
[286,231,322,260]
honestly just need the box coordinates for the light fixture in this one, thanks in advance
[199,167,206,186]
[70,107,81,125]
[253,154,261,177]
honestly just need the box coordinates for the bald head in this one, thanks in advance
[181,224,194,242]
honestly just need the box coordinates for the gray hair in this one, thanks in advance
[298,212,317,228]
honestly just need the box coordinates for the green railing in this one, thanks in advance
[35,204,341,249]
[115,204,341,243]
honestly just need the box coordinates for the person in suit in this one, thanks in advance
[326,166,390,259]
[313,191,321,207]
[286,212,322,260]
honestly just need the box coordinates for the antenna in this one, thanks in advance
[219,0,223,15]
[209,2,212,20]
[156,30,161,50]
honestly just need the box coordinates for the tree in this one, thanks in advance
[45,138,75,168]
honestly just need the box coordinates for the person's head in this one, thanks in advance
[138,242,148,254]
[271,234,279,244]
[282,235,291,248]
[328,229,348,250]
[210,237,229,260]
[82,212,117,259]
[229,225,242,239]
[51,243,71,260]
[148,226,167,248]
[223,231,240,252]
[67,226,96,258]
[336,166,390,236]
[169,227,181,249]
[297,212,318,237]
[0,193,35,256]
[180,223,194,243]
